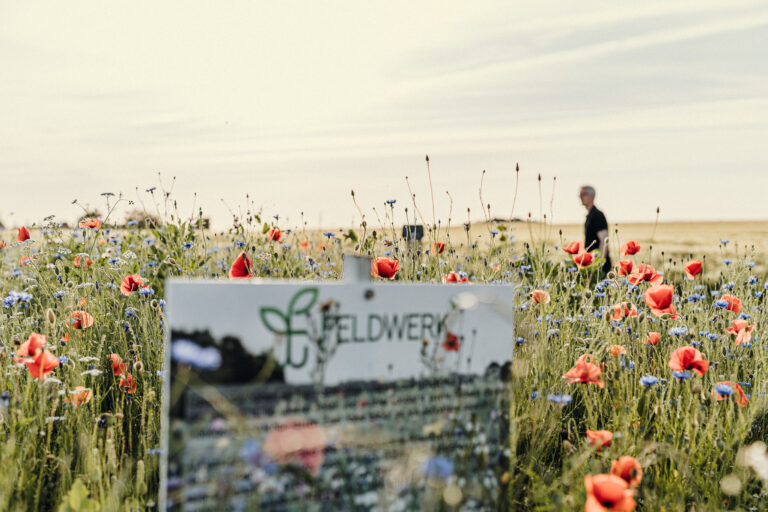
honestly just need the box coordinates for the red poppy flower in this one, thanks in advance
[109,353,127,376]
[442,271,469,284]
[627,263,663,286]
[24,349,59,379]
[264,417,326,476]
[0,241,7,250]
[563,359,604,388]
[563,241,584,254]
[443,332,460,351]
[64,386,93,408]
[606,345,626,358]
[371,257,399,280]
[299,240,310,251]
[431,241,446,254]
[17,226,30,242]
[712,381,749,407]
[668,346,708,376]
[121,274,146,296]
[79,218,101,229]
[576,353,605,371]
[644,285,678,319]
[646,332,660,346]
[20,256,32,266]
[611,456,643,487]
[532,289,551,304]
[268,228,284,242]
[119,372,137,393]
[725,319,755,345]
[229,252,253,279]
[586,430,613,451]
[621,240,641,256]
[67,310,94,330]
[684,260,702,280]
[584,474,636,512]
[15,332,46,363]
[720,294,742,314]
[616,259,634,277]
[74,255,93,268]
[573,252,594,268]
[611,302,637,321]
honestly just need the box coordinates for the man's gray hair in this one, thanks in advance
[580,185,596,196]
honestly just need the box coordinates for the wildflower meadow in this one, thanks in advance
[1,186,767,511]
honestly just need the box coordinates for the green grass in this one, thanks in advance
[0,206,767,511]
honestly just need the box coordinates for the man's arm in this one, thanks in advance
[597,229,608,259]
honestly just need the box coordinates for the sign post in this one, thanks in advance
[160,278,516,510]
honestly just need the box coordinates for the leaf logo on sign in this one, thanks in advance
[259,288,319,369]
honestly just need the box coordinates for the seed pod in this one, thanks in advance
[136,460,147,495]
[46,308,56,325]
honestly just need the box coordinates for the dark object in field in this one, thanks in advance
[402,224,424,241]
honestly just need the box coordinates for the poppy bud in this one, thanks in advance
[46,308,56,325]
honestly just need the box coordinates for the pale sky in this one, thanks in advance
[2,1,767,229]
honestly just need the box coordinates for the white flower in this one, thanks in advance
[81,369,103,376]
[737,441,768,481]
[454,292,478,310]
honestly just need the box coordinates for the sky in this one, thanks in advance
[2,1,768,230]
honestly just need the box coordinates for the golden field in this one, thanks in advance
[438,220,768,279]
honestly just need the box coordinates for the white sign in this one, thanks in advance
[160,277,517,511]
[164,280,516,385]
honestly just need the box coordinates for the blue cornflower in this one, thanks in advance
[672,371,691,380]
[182,241,194,250]
[640,375,659,387]
[530,391,539,400]
[139,287,155,296]
[421,457,454,480]
[720,239,730,245]
[723,259,732,266]
[546,393,572,405]
[714,383,733,396]
[668,327,688,337]
[516,337,526,345]
[385,199,396,206]
[127,220,138,226]
[58,356,69,364]
[323,232,335,239]
[715,299,729,309]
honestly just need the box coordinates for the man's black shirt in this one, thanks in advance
[585,206,611,273]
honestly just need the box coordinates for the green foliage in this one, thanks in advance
[1,206,767,510]
[57,480,98,512]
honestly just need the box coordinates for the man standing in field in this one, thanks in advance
[580,185,611,274]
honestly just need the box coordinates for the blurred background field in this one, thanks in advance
[441,220,768,279]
